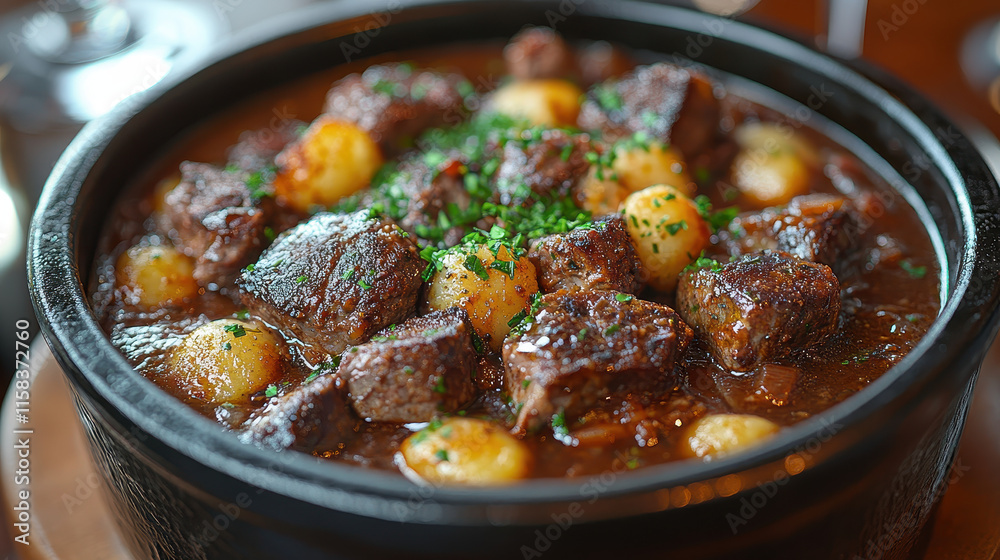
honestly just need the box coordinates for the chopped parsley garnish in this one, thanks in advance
[358,278,373,290]
[593,84,624,112]
[900,260,927,279]
[684,254,723,273]
[235,309,250,320]
[664,220,688,236]
[521,378,532,389]
[264,226,276,241]
[489,259,516,278]
[295,275,308,284]
[434,449,450,462]
[604,324,621,335]
[244,263,255,273]
[433,375,447,394]
[470,330,485,354]
[223,324,248,338]
[507,309,528,328]
[264,384,278,398]
[463,254,491,280]
[341,268,355,280]
[614,293,633,303]
[551,409,568,437]
[694,195,738,233]
[223,342,232,351]
[403,366,414,375]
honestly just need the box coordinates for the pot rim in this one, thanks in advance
[27,0,1000,520]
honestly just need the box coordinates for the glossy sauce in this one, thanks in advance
[90,42,940,478]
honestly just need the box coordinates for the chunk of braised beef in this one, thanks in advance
[226,119,306,172]
[713,194,869,274]
[494,129,592,207]
[341,307,477,422]
[503,27,574,81]
[578,62,720,158]
[528,215,644,294]
[162,162,276,288]
[323,64,467,155]
[503,290,693,434]
[238,211,425,357]
[381,152,482,247]
[240,374,357,453]
[676,252,841,372]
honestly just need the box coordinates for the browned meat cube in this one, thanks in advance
[503,27,573,81]
[341,308,477,422]
[226,119,305,172]
[578,63,720,158]
[240,373,357,453]
[713,194,868,273]
[238,211,425,357]
[494,128,592,207]
[503,290,693,434]
[323,64,468,155]
[162,162,276,288]
[528,215,644,294]
[676,252,841,372]
[385,152,477,247]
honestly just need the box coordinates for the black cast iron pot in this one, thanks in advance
[28,1,1000,558]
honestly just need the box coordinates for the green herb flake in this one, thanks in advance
[295,275,309,284]
[342,268,355,280]
[358,278,373,290]
[489,259,516,278]
[521,378,532,389]
[900,260,927,279]
[403,366,415,375]
[507,309,528,328]
[264,227,276,241]
[223,342,232,351]
[594,84,624,112]
[551,410,568,437]
[463,254,491,280]
[264,384,278,398]
[236,309,250,321]
[905,314,921,323]
[614,293,634,303]
[664,220,688,236]
[434,449,450,462]
[223,324,248,338]
[433,376,447,394]
[604,324,621,335]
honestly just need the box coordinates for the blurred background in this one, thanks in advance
[1,0,999,557]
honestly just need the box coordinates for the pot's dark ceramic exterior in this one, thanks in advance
[28,1,1000,559]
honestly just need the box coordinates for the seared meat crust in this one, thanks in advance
[528,215,644,294]
[503,290,692,433]
[494,129,592,207]
[578,62,720,158]
[323,64,467,155]
[341,307,477,422]
[238,211,425,356]
[240,373,355,453]
[162,162,274,287]
[676,251,841,371]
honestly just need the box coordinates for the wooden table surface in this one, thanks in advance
[3,0,1000,559]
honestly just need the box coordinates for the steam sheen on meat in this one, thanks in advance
[528,216,644,294]
[341,307,477,422]
[503,290,693,433]
[676,252,841,371]
[238,211,425,357]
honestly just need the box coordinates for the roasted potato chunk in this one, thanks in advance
[400,418,531,484]
[116,245,199,308]
[621,185,710,292]
[684,414,781,458]
[274,117,383,213]
[491,79,583,128]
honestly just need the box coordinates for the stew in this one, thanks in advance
[90,29,940,484]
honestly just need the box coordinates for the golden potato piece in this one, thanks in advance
[273,116,383,213]
[425,245,539,351]
[621,185,710,292]
[170,319,284,404]
[732,123,819,207]
[684,414,781,458]
[491,79,583,128]
[613,141,695,197]
[400,418,532,484]
[116,245,199,308]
